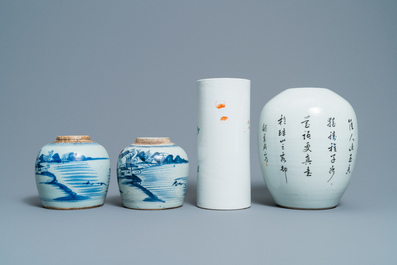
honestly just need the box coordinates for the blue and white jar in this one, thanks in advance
[35,135,110,209]
[117,137,189,210]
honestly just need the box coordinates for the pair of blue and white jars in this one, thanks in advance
[35,136,189,210]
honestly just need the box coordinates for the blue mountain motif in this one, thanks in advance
[37,151,107,164]
[119,149,188,165]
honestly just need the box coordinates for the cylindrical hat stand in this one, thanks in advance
[197,78,251,210]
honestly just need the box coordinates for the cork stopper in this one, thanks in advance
[134,137,173,145]
[52,135,93,143]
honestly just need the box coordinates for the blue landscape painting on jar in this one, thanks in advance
[35,148,110,208]
[117,145,189,209]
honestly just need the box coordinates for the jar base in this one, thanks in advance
[276,203,338,210]
[42,203,104,210]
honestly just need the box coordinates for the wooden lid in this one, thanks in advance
[52,135,93,143]
[134,137,173,145]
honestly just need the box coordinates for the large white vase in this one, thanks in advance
[197,78,251,210]
[258,88,358,209]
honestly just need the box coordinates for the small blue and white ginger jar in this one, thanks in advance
[35,135,111,209]
[117,137,189,210]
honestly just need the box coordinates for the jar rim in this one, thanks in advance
[134,137,173,145]
[52,135,93,143]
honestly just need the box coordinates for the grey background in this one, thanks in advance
[1,1,396,264]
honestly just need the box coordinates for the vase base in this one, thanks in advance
[276,203,338,210]
[197,205,251,211]
[123,204,183,210]
[42,203,104,210]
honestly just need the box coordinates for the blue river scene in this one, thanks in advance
[35,150,109,202]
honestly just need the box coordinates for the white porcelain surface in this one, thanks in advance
[258,88,358,209]
[197,78,251,210]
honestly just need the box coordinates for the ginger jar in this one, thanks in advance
[35,135,111,209]
[117,137,189,210]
